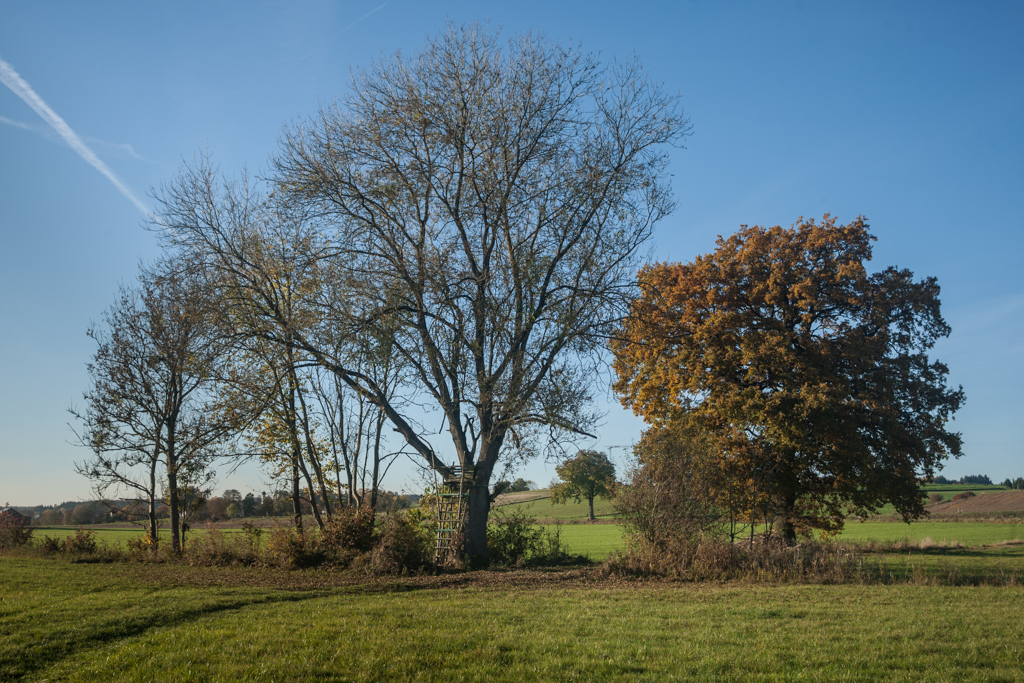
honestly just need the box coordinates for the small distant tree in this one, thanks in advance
[206,496,228,521]
[509,479,535,493]
[256,493,277,517]
[242,493,258,517]
[225,502,241,519]
[491,478,536,497]
[551,451,617,521]
[36,509,62,526]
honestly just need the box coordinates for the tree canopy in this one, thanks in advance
[612,215,965,538]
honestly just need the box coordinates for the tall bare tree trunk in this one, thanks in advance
[291,459,303,535]
[370,414,384,509]
[168,464,180,553]
[148,449,159,549]
[463,480,491,565]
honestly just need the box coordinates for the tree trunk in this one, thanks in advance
[370,414,383,509]
[148,455,159,550]
[587,494,595,521]
[780,492,798,544]
[292,460,303,535]
[298,456,326,531]
[168,463,180,553]
[463,481,491,566]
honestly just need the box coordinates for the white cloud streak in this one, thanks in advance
[0,56,150,216]
[0,114,35,130]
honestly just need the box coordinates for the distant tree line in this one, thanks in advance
[20,489,419,527]
[932,474,994,486]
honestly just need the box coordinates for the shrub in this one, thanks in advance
[531,524,589,566]
[125,532,158,558]
[928,493,945,505]
[0,510,34,551]
[614,422,730,554]
[64,528,97,555]
[369,512,431,575]
[952,491,976,501]
[265,527,322,568]
[241,521,263,553]
[185,525,256,567]
[320,506,376,554]
[487,508,542,566]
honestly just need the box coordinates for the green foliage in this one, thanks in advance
[486,508,587,567]
[492,478,536,496]
[487,508,543,566]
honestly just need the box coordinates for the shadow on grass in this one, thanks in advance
[0,590,327,681]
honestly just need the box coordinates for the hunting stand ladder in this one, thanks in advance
[433,465,471,567]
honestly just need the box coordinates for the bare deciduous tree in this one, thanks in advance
[73,263,231,553]
[157,25,687,560]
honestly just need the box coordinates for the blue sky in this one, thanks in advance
[1,1,1021,505]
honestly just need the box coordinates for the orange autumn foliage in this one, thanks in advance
[612,215,965,538]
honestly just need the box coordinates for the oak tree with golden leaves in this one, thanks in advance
[613,216,965,540]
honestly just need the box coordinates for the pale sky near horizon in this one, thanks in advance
[1,1,1021,506]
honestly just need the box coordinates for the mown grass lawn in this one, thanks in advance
[2,557,1023,681]
[542,523,625,560]
[837,521,1024,546]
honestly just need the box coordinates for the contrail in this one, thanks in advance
[0,56,150,216]
[0,114,34,131]
[290,2,390,68]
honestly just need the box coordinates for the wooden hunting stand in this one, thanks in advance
[433,465,473,567]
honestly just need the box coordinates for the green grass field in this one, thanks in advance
[495,491,618,521]
[543,523,625,560]
[837,521,1024,546]
[2,557,1023,681]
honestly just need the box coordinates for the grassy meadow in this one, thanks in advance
[7,486,1024,680]
[3,557,1023,682]
[837,521,1024,546]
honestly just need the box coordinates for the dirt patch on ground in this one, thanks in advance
[927,490,1024,515]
